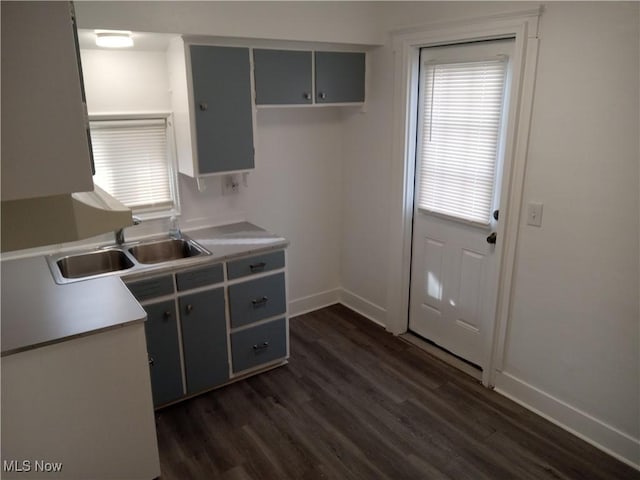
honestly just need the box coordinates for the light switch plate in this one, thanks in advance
[527,202,543,227]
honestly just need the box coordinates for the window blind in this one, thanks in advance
[90,118,174,213]
[418,59,507,225]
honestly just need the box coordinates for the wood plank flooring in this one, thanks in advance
[155,304,639,479]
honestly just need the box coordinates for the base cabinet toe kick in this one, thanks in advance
[125,249,288,408]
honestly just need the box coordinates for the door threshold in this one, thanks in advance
[400,332,482,381]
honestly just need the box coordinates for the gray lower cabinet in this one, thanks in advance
[228,272,287,328]
[231,318,287,373]
[126,249,287,408]
[227,250,285,280]
[190,45,254,174]
[144,300,183,407]
[179,288,229,394]
[315,51,366,104]
[253,49,313,105]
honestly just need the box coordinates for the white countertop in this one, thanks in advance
[1,222,288,356]
[1,256,146,356]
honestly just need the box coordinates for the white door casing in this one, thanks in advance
[385,9,541,386]
[409,39,514,368]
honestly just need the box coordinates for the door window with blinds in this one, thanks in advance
[416,43,509,226]
[90,116,179,217]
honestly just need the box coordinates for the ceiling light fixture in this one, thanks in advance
[95,30,134,48]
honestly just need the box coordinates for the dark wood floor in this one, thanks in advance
[155,304,639,479]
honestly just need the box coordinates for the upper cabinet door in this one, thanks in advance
[1,1,94,201]
[315,52,366,104]
[190,45,254,174]
[253,49,313,105]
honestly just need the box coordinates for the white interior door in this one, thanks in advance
[409,39,514,368]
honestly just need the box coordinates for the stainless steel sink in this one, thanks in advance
[47,235,211,284]
[128,238,208,264]
[56,249,134,279]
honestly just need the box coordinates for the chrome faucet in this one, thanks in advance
[115,216,142,245]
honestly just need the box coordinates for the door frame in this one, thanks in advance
[385,8,542,387]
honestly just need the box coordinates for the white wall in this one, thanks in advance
[340,0,639,467]
[502,0,639,448]
[248,108,346,307]
[75,1,381,46]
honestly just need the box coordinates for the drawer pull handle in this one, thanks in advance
[249,262,266,272]
[185,304,193,314]
[253,341,269,351]
[251,296,269,307]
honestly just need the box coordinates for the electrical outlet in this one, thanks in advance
[221,174,240,196]
[527,202,543,227]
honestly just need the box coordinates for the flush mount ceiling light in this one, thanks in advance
[95,30,134,48]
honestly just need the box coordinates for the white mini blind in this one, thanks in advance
[418,59,507,225]
[90,118,175,213]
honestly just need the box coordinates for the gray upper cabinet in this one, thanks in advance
[315,51,366,104]
[253,49,313,105]
[190,45,255,174]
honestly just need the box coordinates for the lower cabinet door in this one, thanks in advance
[231,318,287,373]
[144,300,184,407]
[179,288,229,394]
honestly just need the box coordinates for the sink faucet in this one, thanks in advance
[115,216,142,245]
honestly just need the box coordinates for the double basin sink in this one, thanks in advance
[48,236,210,284]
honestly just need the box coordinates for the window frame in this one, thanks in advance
[88,112,181,220]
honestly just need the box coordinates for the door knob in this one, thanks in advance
[486,232,497,244]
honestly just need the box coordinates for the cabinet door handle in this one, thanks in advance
[148,355,155,366]
[199,102,208,111]
[303,92,311,100]
[253,341,269,351]
[318,92,327,100]
[251,296,269,307]
[185,304,193,314]
[249,262,266,272]
[164,311,172,319]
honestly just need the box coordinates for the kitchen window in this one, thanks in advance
[89,115,180,218]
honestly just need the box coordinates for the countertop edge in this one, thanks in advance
[1,317,146,358]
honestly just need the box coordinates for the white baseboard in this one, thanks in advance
[288,287,387,328]
[494,371,640,470]
[339,288,387,327]
[288,288,341,318]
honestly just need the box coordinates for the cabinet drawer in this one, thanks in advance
[228,273,286,328]
[126,275,174,301]
[176,263,223,291]
[227,250,285,280]
[231,318,287,373]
